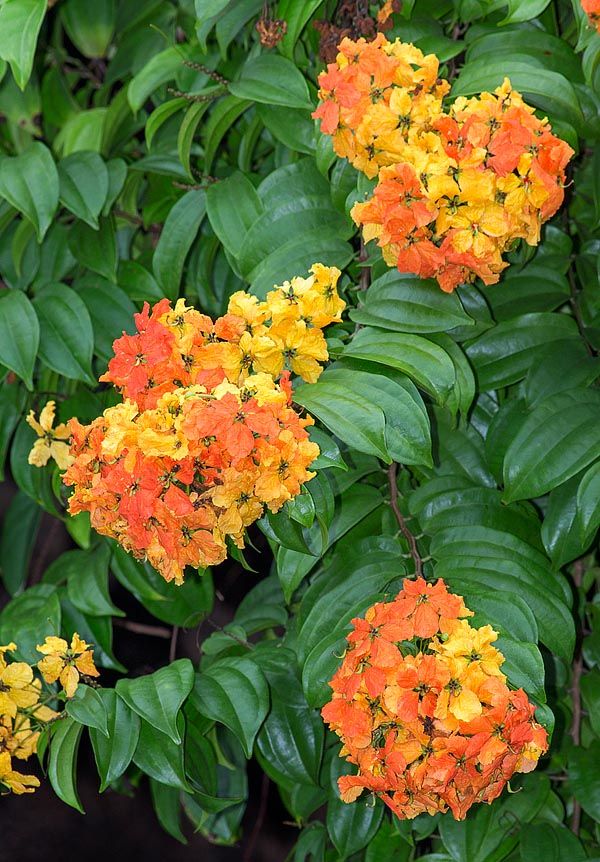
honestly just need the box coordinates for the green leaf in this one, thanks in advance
[465,313,578,390]
[0,0,47,90]
[576,460,600,542]
[342,328,456,405]
[76,279,136,364]
[503,389,600,502]
[519,823,587,862]
[350,271,473,334]
[145,98,187,149]
[255,651,324,787]
[66,546,124,617]
[0,583,60,663]
[54,108,107,156]
[327,758,384,859]
[133,716,191,791]
[116,659,194,744]
[48,717,84,813]
[203,95,251,173]
[569,741,600,823]
[150,779,187,844]
[276,0,324,58]
[177,100,209,178]
[192,656,269,758]
[33,283,95,384]
[68,217,117,281]
[205,171,263,259]
[0,490,40,596]
[60,0,115,58]
[152,190,206,301]
[0,290,39,389]
[0,382,26,481]
[229,54,312,110]
[89,689,140,791]
[66,684,109,737]
[0,143,58,240]
[499,0,552,23]
[58,151,109,228]
[128,45,194,113]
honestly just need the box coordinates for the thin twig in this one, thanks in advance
[567,264,596,357]
[387,463,422,579]
[113,209,162,236]
[358,237,371,292]
[205,618,254,650]
[570,558,585,835]
[243,773,270,862]
[114,620,171,639]
[169,626,179,663]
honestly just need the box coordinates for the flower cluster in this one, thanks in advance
[583,0,600,30]
[0,635,98,795]
[314,36,573,292]
[321,578,548,820]
[64,266,344,584]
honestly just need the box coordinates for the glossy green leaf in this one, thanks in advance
[58,151,109,228]
[0,290,39,389]
[0,143,58,240]
[503,389,600,502]
[48,717,84,813]
[66,684,109,737]
[0,490,40,596]
[0,0,47,90]
[60,0,115,58]
[116,659,194,744]
[90,689,140,792]
[229,54,312,110]
[152,190,206,301]
[133,716,191,791]
[192,656,269,757]
[33,283,95,384]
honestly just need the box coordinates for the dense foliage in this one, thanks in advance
[1,0,600,858]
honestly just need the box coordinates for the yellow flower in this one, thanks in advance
[36,633,99,699]
[252,320,329,384]
[0,751,40,794]
[1,713,39,760]
[432,619,506,679]
[26,401,73,470]
[227,291,269,334]
[0,643,16,672]
[0,662,40,718]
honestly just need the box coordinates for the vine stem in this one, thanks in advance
[243,773,270,862]
[114,620,171,639]
[570,559,585,835]
[387,463,422,579]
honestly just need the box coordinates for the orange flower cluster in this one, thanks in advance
[313,36,573,292]
[322,578,548,820]
[583,0,600,30]
[64,267,344,584]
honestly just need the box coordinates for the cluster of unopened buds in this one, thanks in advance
[62,265,344,584]
[313,34,574,292]
[0,635,98,795]
[322,578,548,820]
[582,0,600,30]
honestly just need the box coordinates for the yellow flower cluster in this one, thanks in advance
[0,636,98,795]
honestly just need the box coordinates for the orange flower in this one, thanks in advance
[582,0,600,30]
[321,578,548,821]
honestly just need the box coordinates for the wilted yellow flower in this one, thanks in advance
[0,751,40,794]
[26,401,73,470]
[36,633,99,698]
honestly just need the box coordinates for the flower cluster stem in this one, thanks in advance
[388,462,423,579]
